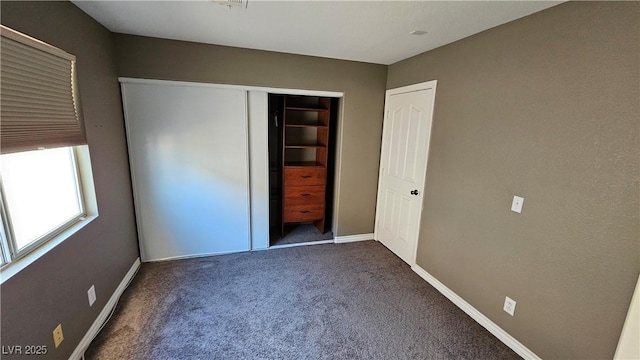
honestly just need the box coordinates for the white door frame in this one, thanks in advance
[374,80,437,266]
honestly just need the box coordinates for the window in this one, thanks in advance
[1,147,86,258]
[0,26,97,277]
[0,144,96,274]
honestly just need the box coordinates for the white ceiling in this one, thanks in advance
[71,1,562,65]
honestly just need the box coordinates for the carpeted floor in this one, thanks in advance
[85,241,520,360]
[270,223,334,246]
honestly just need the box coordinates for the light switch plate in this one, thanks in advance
[511,195,524,213]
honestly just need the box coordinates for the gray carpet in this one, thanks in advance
[85,241,520,360]
[271,223,334,246]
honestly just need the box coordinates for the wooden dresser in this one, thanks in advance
[281,96,331,235]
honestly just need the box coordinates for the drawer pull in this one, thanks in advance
[301,175,312,178]
[301,193,311,197]
[300,210,310,213]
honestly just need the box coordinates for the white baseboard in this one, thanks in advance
[614,273,640,360]
[411,264,541,360]
[70,257,141,360]
[145,250,244,262]
[334,233,374,244]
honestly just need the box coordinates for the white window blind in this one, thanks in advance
[0,25,85,154]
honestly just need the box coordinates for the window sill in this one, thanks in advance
[0,214,98,284]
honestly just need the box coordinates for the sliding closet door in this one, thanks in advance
[121,81,250,261]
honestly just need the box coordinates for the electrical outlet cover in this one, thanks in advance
[503,296,516,316]
[88,285,96,306]
[53,324,64,348]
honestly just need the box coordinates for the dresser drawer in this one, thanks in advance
[283,204,325,222]
[284,167,326,186]
[284,185,325,206]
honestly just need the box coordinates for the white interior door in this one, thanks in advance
[121,80,250,261]
[375,81,437,265]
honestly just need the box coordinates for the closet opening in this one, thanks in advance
[267,94,339,247]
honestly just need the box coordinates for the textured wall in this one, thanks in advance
[387,2,639,358]
[0,2,139,358]
[112,34,388,237]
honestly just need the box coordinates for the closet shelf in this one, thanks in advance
[285,144,327,149]
[284,161,324,167]
[285,106,329,112]
[285,123,327,128]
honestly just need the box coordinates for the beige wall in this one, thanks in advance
[3,1,636,358]
[0,2,139,358]
[388,2,639,359]
[112,34,388,237]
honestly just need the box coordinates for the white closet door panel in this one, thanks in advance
[121,82,250,261]
[248,91,269,250]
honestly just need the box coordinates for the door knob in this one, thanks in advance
[411,189,419,195]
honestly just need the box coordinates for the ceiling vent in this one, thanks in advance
[211,0,247,9]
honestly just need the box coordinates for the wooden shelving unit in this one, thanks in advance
[281,96,331,235]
